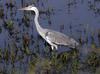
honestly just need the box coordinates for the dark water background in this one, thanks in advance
[0,0,100,74]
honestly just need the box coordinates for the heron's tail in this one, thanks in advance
[67,38,79,49]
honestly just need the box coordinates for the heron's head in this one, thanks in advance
[18,4,38,12]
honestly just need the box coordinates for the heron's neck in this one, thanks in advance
[34,10,43,33]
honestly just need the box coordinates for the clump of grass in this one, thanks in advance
[28,50,70,74]
[4,20,14,30]
[57,51,70,65]
[85,52,100,72]
[10,49,16,64]
[69,49,80,74]
[71,58,79,74]
[3,48,10,63]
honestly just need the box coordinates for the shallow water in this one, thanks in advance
[0,0,100,74]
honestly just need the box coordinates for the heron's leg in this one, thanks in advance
[51,45,58,50]
[51,46,54,50]
[46,39,58,50]
[54,45,58,50]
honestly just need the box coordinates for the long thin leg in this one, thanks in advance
[46,37,58,50]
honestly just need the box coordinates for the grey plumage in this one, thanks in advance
[45,29,79,48]
[19,4,79,50]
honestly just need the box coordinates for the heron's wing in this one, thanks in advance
[45,30,79,48]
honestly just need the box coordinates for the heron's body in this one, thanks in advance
[19,5,79,50]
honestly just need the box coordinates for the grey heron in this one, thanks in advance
[19,4,79,50]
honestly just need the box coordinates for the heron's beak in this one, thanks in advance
[18,7,30,11]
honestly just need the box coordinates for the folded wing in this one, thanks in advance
[45,30,79,48]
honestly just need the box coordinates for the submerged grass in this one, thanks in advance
[0,43,100,74]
